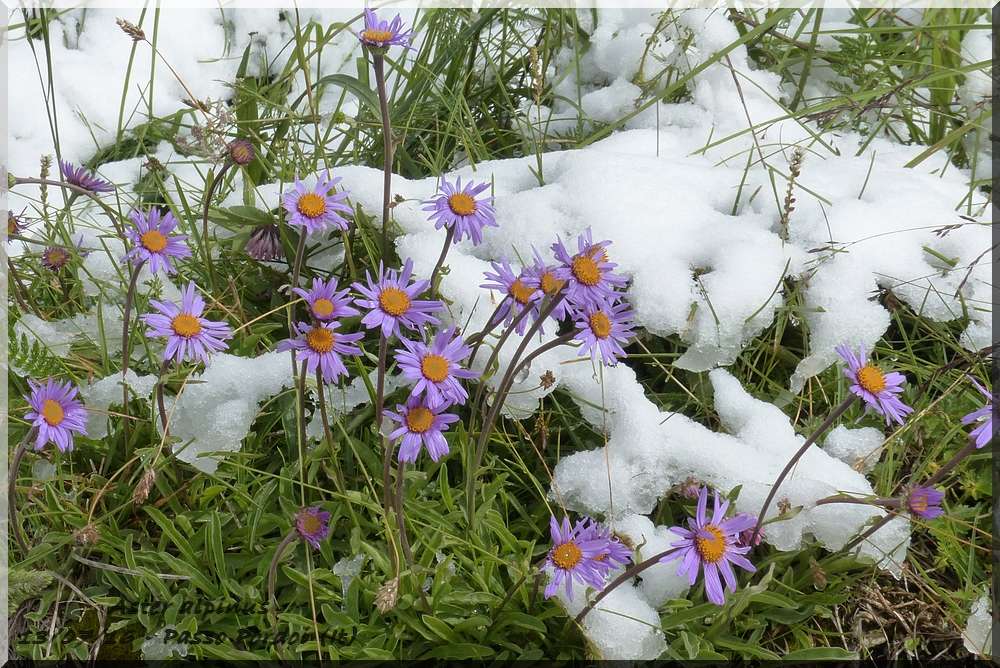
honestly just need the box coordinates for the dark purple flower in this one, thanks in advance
[353,259,442,340]
[906,485,944,520]
[835,344,913,426]
[282,171,352,235]
[525,247,570,323]
[576,518,633,569]
[277,320,363,385]
[125,207,191,275]
[293,277,359,322]
[962,376,993,449]
[59,160,113,193]
[395,327,478,409]
[551,229,627,309]
[295,506,331,549]
[142,282,233,364]
[357,8,413,49]
[480,259,541,335]
[544,516,614,600]
[573,298,635,366]
[41,246,72,270]
[24,378,88,452]
[423,176,497,246]
[228,139,255,166]
[246,224,283,261]
[660,486,756,606]
[385,395,459,463]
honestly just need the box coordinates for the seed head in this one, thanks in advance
[375,577,399,614]
[116,18,146,42]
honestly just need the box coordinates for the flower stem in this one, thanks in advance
[574,546,682,625]
[428,225,455,299]
[468,303,536,423]
[201,163,231,292]
[750,394,857,545]
[8,434,35,554]
[268,529,298,613]
[120,259,146,450]
[374,333,399,575]
[372,53,393,261]
[154,360,171,438]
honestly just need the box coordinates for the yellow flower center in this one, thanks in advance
[8,214,17,235]
[589,312,611,339]
[910,494,928,513]
[448,193,477,216]
[857,364,886,394]
[46,248,68,266]
[306,326,334,353]
[297,193,327,218]
[405,407,434,433]
[421,354,450,383]
[551,542,582,570]
[41,399,65,426]
[300,513,322,534]
[362,29,395,43]
[379,287,411,317]
[587,246,609,263]
[140,229,168,253]
[312,298,335,318]
[571,255,601,287]
[540,271,565,295]
[171,314,202,338]
[509,279,536,305]
[695,525,726,564]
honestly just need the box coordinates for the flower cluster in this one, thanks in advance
[544,515,633,600]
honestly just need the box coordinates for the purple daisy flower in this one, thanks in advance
[576,518,633,569]
[142,282,233,365]
[544,516,614,600]
[395,327,478,409]
[962,376,993,449]
[23,378,88,452]
[525,247,571,323]
[573,298,635,366]
[293,277,359,322]
[294,506,331,549]
[551,229,628,309]
[353,259,442,340]
[422,176,498,246]
[59,160,113,193]
[41,245,72,271]
[277,320,363,385]
[246,224,283,261]
[356,8,413,49]
[660,486,757,606]
[835,344,913,426]
[281,171,352,235]
[385,395,459,463]
[480,259,541,335]
[125,207,191,275]
[906,485,944,520]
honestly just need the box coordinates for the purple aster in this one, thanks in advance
[576,518,633,570]
[422,176,497,246]
[573,298,635,366]
[277,320,363,385]
[246,224,283,261]
[125,207,191,275]
[294,506,331,549]
[353,259,442,339]
[395,327,478,409]
[293,277,359,322]
[962,376,993,449]
[356,8,413,49]
[142,282,233,365]
[906,485,944,520]
[480,259,541,335]
[59,160,113,193]
[543,516,614,600]
[660,486,756,606]
[23,378,88,453]
[385,395,459,463]
[41,246,72,271]
[835,344,913,426]
[525,247,571,322]
[551,229,628,309]
[281,171,352,235]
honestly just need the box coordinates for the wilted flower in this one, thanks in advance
[375,577,400,614]
[395,327,478,408]
[423,176,497,246]
[353,259,442,339]
[125,207,191,275]
[385,395,459,463]
[480,259,541,335]
[41,246,71,271]
[731,513,762,549]
[835,344,912,426]
[59,160,113,193]
[73,524,100,546]
[660,486,756,606]
[246,224,283,261]
[282,171,352,235]
[962,376,993,449]
[277,320,363,385]
[142,282,233,364]
[906,485,944,520]
[294,506,331,549]
[573,298,635,366]
[24,378,88,452]
[227,138,255,166]
[357,8,413,49]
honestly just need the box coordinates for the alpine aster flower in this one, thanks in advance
[281,171,352,235]
[576,518,633,569]
[543,516,613,600]
[246,224,283,261]
[906,485,944,520]
[480,259,541,335]
[551,229,627,309]
[962,376,993,449]
[142,282,233,364]
[660,487,756,606]
[357,8,413,49]
[227,139,255,166]
[395,327,478,409]
[525,247,571,323]
[277,321,363,385]
[125,207,191,275]
[41,246,71,270]
[423,176,497,246]
[353,259,442,339]
[385,395,459,463]
[573,298,635,366]
[835,344,913,426]
[293,277,359,322]
[24,378,88,452]
[294,507,331,549]
[59,160,113,193]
